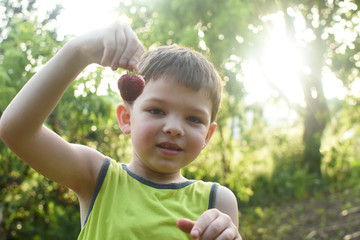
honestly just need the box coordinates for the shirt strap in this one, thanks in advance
[208,182,218,209]
[82,157,111,227]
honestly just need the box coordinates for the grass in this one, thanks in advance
[239,185,360,240]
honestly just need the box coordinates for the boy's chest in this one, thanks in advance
[99,186,209,239]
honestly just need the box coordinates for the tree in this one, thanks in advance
[119,0,360,182]
[257,0,360,176]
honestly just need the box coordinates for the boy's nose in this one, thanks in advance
[162,117,184,137]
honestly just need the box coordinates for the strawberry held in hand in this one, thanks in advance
[117,71,145,102]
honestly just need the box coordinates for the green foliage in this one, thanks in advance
[321,97,360,190]
[0,14,81,238]
[1,0,360,239]
[2,164,80,239]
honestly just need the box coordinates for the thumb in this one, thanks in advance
[177,218,195,234]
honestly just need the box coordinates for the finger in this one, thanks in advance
[176,218,195,234]
[101,27,117,67]
[201,214,229,240]
[190,209,219,239]
[128,43,144,71]
[214,228,239,240]
[118,25,143,70]
[110,24,127,70]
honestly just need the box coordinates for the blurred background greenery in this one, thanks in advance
[1,0,360,239]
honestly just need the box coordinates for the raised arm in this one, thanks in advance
[0,23,143,197]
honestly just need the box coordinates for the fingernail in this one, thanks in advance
[191,229,199,238]
[111,63,118,71]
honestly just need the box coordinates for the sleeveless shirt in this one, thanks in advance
[77,158,218,239]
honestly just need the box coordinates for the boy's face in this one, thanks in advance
[119,76,216,175]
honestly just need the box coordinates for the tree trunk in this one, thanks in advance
[300,31,329,177]
[303,103,326,176]
[281,2,330,177]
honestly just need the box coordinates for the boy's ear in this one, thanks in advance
[116,103,131,134]
[202,122,217,149]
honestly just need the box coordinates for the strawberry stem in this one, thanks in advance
[129,69,137,76]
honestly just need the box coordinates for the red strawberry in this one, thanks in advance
[117,71,145,102]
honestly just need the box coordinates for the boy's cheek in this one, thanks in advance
[189,133,209,153]
[131,122,155,145]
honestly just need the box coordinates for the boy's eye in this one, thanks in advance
[147,108,165,115]
[187,116,203,124]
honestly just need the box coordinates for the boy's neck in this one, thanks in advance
[127,160,188,184]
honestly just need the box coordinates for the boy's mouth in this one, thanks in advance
[157,142,183,152]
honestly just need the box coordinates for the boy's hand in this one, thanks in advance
[74,23,144,71]
[177,209,242,240]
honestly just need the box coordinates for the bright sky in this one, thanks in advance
[37,0,123,37]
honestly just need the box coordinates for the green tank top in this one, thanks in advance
[77,158,218,239]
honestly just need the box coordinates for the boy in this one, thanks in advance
[0,23,241,239]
